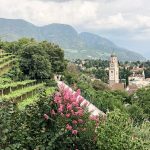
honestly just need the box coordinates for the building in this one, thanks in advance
[109,54,124,91]
[109,53,119,85]
[108,54,150,93]
[128,67,150,88]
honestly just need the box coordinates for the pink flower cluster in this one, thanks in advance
[51,83,89,135]
[43,83,100,136]
[89,115,99,122]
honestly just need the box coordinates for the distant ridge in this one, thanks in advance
[0,18,145,61]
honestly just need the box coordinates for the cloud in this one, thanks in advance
[35,0,73,2]
[0,0,150,57]
[0,0,149,31]
[36,0,97,2]
[0,0,99,26]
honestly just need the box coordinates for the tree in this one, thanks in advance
[144,68,150,78]
[39,41,66,74]
[1,38,66,80]
[93,68,108,83]
[63,63,80,85]
[120,67,132,86]
[20,43,52,80]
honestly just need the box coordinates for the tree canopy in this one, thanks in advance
[1,38,66,80]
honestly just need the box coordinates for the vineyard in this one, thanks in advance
[0,50,16,76]
[0,49,55,110]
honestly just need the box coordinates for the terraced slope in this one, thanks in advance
[0,50,56,110]
[0,79,43,101]
[17,87,55,110]
[1,83,44,102]
[0,50,16,76]
[0,79,45,110]
[0,80,36,96]
[0,76,56,110]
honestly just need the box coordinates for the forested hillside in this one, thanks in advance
[0,18,145,61]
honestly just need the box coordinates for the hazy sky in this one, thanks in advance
[0,0,150,58]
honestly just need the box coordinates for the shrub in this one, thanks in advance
[44,83,99,149]
[97,109,144,150]
[133,121,150,149]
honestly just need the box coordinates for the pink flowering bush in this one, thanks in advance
[43,83,100,149]
[49,83,89,135]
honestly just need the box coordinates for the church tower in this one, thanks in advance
[109,53,119,85]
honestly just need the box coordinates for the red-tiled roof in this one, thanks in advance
[109,83,125,91]
[127,84,138,95]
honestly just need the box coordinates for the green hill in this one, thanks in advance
[0,18,145,61]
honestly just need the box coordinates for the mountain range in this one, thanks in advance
[0,18,145,61]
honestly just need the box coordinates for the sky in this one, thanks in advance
[0,0,150,58]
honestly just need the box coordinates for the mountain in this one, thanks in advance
[0,18,145,61]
